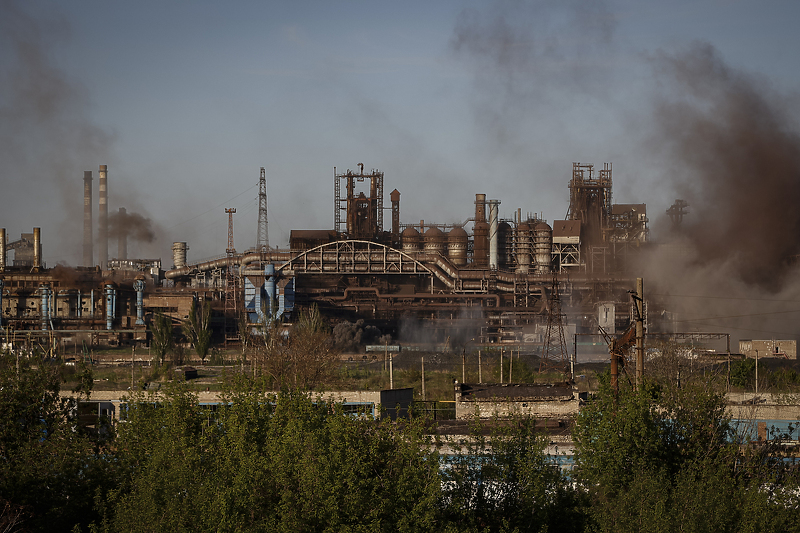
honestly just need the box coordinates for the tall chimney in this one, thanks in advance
[118,207,127,260]
[0,227,6,272]
[488,200,500,269]
[98,164,108,269]
[83,171,93,267]
[33,227,41,271]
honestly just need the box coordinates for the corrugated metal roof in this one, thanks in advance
[552,220,581,238]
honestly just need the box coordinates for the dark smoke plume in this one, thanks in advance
[0,1,113,263]
[108,210,156,243]
[650,42,800,292]
[332,320,389,352]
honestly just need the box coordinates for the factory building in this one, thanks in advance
[0,161,653,358]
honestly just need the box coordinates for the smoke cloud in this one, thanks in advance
[648,42,800,292]
[0,1,114,264]
[108,210,157,244]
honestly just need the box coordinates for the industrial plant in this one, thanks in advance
[0,161,741,366]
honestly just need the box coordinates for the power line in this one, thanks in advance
[167,183,259,229]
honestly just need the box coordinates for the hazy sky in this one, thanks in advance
[2,0,799,267]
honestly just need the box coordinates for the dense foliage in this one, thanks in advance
[3,350,800,532]
[574,377,800,533]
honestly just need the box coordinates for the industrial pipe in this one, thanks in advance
[40,284,50,331]
[133,278,146,325]
[0,277,4,328]
[264,263,276,318]
[104,283,115,330]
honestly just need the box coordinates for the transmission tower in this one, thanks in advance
[256,167,269,251]
[224,208,238,345]
[539,275,571,378]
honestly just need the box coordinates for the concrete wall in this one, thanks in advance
[739,339,797,359]
[455,398,580,419]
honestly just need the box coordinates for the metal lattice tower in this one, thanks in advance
[539,276,570,377]
[224,208,238,344]
[256,167,269,251]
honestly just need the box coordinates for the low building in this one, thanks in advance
[739,339,796,359]
[454,382,581,419]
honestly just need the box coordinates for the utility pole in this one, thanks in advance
[634,277,645,390]
[224,208,237,347]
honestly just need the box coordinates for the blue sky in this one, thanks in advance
[2,0,799,267]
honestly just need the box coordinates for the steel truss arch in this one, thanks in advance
[277,240,434,276]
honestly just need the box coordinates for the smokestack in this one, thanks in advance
[475,194,486,223]
[98,164,108,269]
[488,200,500,269]
[0,228,5,272]
[33,227,41,271]
[83,171,93,267]
[118,207,127,260]
[390,189,400,239]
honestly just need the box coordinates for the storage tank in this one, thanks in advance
[447,227,468,266]
[401,227,421,253]
[424,227,446,256]
[172,242,188,269]
[515,221,531,274]
[534,222,553,274]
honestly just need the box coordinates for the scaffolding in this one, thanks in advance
[334,164,384,240]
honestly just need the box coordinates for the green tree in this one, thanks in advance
[440,415,583,532]
[0,352,113,532]
[182,297,213,363]
[101,380,441,532]
[573,377,800,532]
[255,304,339,390]
[149,312,174,366]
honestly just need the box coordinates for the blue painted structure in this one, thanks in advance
[244,263,295,324]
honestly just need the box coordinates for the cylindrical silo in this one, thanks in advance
[534,222,553,274]
[401,227,421,253]
[515,221,531,274]
[447,227,468,266]
[83,171,93,267]
[424,227,445,257]
[172,242,188,269]
[488,200,500,269]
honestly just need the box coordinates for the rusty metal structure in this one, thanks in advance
[224,207,238,344]
[335,164,385,241]
[0,161,662,364]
